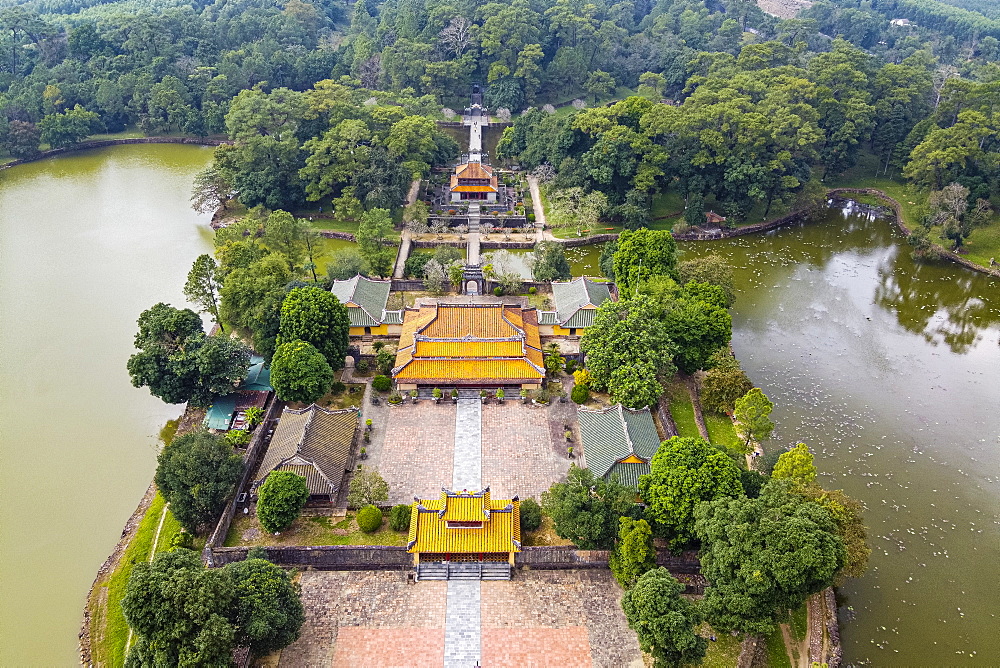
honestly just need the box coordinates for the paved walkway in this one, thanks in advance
[445,581,481,667]
[452,398,482,491]
[393,229,412,278]
[443,398,484,665]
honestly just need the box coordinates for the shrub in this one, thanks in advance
[493,286,503,296]
[571,384,590,404]
[388,391,403,404]
[432,387,442,399]
[225,429,252,447]
[329,380,346,395]
[451,388,458,398]
[564,359,577,374]
[528,286,537,294]
[520,498,542,532]
[257,471,310,533]
[389,504,412,531]
[365,418,373,427]
[356,359,369,373]
[527,213,536,222]
[356,505,383,533]
[169,530,194,550]
[372,375,392,392]
[495,388,505,400]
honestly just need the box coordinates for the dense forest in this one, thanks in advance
[0,0,998,232]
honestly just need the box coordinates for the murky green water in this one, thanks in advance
[682,204,1000,665]
[0,144,214,665]
[566,243,604,277]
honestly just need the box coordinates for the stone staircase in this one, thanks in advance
[417,562,511,581]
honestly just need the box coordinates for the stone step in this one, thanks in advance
[416,562,511,581]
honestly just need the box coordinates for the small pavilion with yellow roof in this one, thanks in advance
[392,302,545,391]
[408,488,521,572]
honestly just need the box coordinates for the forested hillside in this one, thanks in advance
[0,0,998,244]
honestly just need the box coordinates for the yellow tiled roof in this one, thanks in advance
[392,304,545,383]
[452,185,497,193]
[415,340,524,358]
[407,489,521,554]
[395,359,543,381]
[455,162,494,179]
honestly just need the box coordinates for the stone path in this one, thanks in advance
[452,398,482,490]
[444,581,481,667]
[443,398,484,665]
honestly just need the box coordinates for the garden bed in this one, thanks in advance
[224,511,408,548]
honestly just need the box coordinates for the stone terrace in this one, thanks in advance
[481,402,573,501]
[378,402,457,504]
[278,569,642,667]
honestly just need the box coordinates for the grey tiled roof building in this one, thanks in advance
[577,404,661,488]
[330,274,403,328]
[539,278,612,329]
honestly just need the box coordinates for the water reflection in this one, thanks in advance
[680,204,1000,665]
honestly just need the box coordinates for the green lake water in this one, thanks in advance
[0,144,215,665]
[682,203,1000,665]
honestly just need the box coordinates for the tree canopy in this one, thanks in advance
[270,340,334,404]
[621,568,708,668]
[639,436,744,550]
[694,479,846,635]
[277,287,351,370]
[126,303,251,407]
[154,430,243,534]
[257,471,310,533]
[540,464,636,549]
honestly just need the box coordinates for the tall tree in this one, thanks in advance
[581,296,676,409]
[122,550,236,666]
[356,207,396,276]
[154,430,243,533]
[733,388,775,452]
[224,554,305,656]
[612,229,679,296]
[184,254,224,332]
[277,286,350,370]
[529,241,572,282]
[38,105,101,149]
[639,436,744,550]
[540,464,635,549]
[694,479,845,635]
[621,568,708,668]
[270,340,334,403]
[609,517,657,589]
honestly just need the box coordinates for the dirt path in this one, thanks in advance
[526,175,548,236]
[779,622,810,667]
[684,376,710,440]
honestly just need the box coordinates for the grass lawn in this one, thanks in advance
[650,189,684,221]
[666,379,700,439]
[90,492,171,666]
[765,626,792,668]
[306,217,360,235]
[697,623,742,668]
[704,411,741,452]
[224,511,409,547]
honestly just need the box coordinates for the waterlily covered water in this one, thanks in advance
[681,203,1000,665]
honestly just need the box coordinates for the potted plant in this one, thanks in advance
[364,430,371,444]
[365,418,373,431]
[388,391,403,405]
[451,388,459,403]
[567,445,574,459]
[410,389,419,403]
[495,388,505,403]
[432,387,442,403]
[533,389,551,406]
[564,429,573,442]
[520,388,529,404]
[480,388,488,404]
[360,446,368,460]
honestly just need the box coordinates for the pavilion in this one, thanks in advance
[448,162,498,203]
[407,488,521,570]
[330,274,403,337]
[538,277,613,336]
[392,303,545,391]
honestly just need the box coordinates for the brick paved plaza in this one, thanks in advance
[481,402,573,501]
[376,401,572,505]
[378,402,457,504]
[278,570,642,667]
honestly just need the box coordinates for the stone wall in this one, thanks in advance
[208,545,413,569]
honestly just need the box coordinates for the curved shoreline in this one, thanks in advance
[0,136,226,173]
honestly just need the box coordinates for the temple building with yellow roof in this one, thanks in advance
[391,303,545,391]
[449,161,498,202]
[408,488,520,578]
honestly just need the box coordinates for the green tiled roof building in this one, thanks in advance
[577,404,661,488]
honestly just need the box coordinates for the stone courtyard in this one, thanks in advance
[375,400,574,505]
[277,569,643,667]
